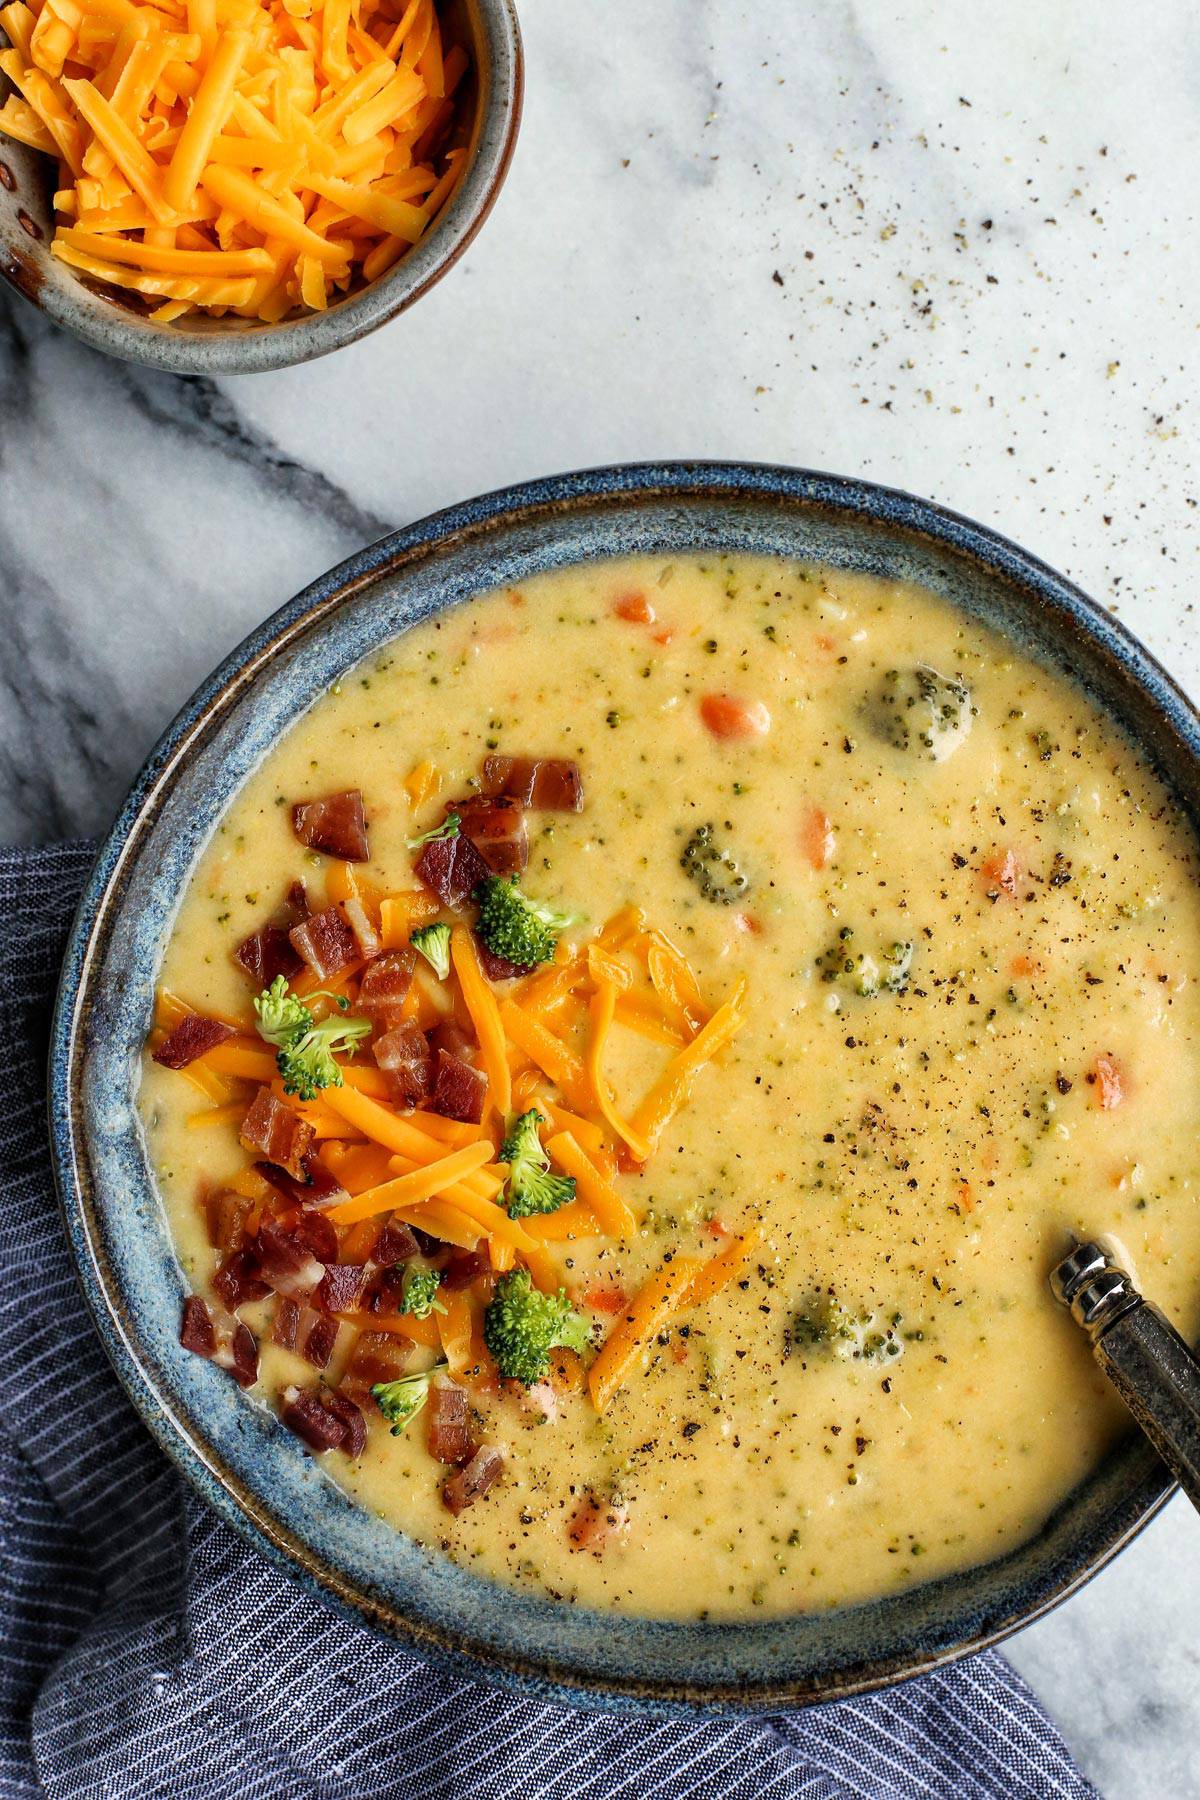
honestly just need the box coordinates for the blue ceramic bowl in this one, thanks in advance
[0,0,522,374]
[49,464,1199,1712]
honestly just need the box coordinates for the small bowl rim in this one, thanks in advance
[0,0,523,375]
[49,461,1196,1713]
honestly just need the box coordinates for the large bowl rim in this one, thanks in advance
[0,0,523,375]
[48,461,1193,1713]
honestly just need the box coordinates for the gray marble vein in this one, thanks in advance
[1,1,1199,1792]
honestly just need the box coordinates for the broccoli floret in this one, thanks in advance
[253,976,370,1101]
[789,1294,907,1364]
[410,921,452,980]
[499,1109,576,1218]
[483,1270,591,1385]
[254,973,315,1044]
[406,812,460,849]
[474,876,581,968]
[680,823,749,905]
[371,1361,449,1434]
[400,1265,446,1319]
[869,666,973,762]
[816,928,912,998]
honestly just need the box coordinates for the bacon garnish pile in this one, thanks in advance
[149,755,751,1515]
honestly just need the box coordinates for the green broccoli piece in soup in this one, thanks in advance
[406,812,461,849]
[870,665,973,762]
[483,1270,592,1385]
[474,876,581,968]
[371,1361,449,1434]
[252,975,371,1101]
[816,928,913,998]
[500,1109,576,1218]
[400,1265,446,1319]
[254,974,316,1045]
[410,921,452,981]
[679,823,749,905]
[790,1294,906,1364]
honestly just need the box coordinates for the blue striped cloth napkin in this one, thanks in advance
[0,842,1096,1800]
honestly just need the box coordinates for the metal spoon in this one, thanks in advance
[1050,1239,1200,1511]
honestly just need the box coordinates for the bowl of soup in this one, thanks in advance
[50,463,1200,1710]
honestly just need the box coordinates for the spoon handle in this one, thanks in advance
[1050,1241,1200,1513]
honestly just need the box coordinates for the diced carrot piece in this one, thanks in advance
[800,805,835,870]
[699,694,771,740]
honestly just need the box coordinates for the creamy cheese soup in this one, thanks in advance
[140,553,1200,1620]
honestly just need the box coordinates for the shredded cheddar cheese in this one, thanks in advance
[0,0,468,321]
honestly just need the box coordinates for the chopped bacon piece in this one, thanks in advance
[253,1214,330,1298]
[481,755,583,812]
[373,1021,433,1108]
[288,904,358,981]
[359,950,416,1021]
[374,1217,420,1265]
[298,1309,340,1370]
[152,1012,234,1069]
[443,1444,504,1514]
[324,1392,367,1458]
[427,1380,475,1465]
[568,1493,629,1552]
[213,1321,258,1387]
[234,924,302,989]
[272,1295,300,1350]
[473,935,533,982]
[431,1019,475,1062]
[281,1386,350,1453]
[451,796,528,875]
[414,831,490,909]
[439,1249,490,1291]
[316,1262,367,1314]
[291,789,369,861]
[339,1330,412,1401]
[285,880,311,921]
[431,1049,488,1124]
[699,694,771,740]
[180,1295,216,1358]
[340,898,379,960]
[180,1296,257,1385]
[255,1157,348,1212]
[205,1190,252,1254]
[239,1088,315,1181]
[212,1250,269,1311]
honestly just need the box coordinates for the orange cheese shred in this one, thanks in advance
[586,1256,702,1415]
[322,1138,494,1225]
[544,1131,636,1241]
[450,924,511,1116]
[628,975,749,1157]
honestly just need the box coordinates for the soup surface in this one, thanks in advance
[140,552,1200,1620]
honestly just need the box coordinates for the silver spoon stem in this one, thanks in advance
[1050,1241,1200,1513]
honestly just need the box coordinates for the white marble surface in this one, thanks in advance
[3,1,1199,1792]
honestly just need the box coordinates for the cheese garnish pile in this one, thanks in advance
[0,0,466,320]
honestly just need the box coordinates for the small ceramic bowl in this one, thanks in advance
[49,464,1200,1713]
[0,0,522,374]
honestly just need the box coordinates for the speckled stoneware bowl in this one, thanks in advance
[0,0,521,375]
[50,464,1199,1713]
